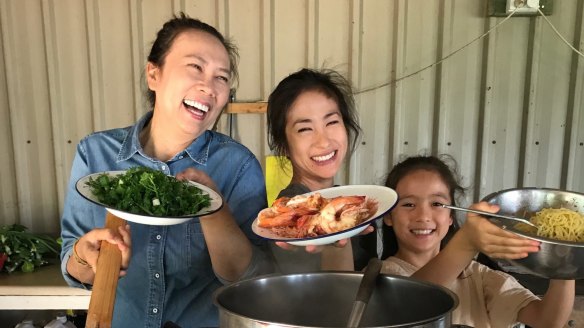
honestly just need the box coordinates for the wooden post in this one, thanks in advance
[85,212,126,328]
[226,102,267,114]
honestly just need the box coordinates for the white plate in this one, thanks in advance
[76,171,223,225]
[252,185,398,246]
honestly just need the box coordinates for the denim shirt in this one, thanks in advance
[60,111,272,328]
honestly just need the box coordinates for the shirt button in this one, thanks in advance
[156,235,161,240]
[179,156,183,159]
[152,308,158,314]
[155,273,160,279]
[161,165,166,170]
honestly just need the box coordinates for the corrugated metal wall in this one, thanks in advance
[1,0,583,234]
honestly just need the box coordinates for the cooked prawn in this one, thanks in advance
[298,196,377,236]
[257,196,319,228]
[257,193,378,238]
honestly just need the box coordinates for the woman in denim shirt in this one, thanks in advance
[60,13,272,328]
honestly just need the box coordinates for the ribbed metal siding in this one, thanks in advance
[0,0,583,234]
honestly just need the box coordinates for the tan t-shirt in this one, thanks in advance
[381,257,540,328]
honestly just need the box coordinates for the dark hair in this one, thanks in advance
[266,68,361,166]
[145,12,239,108]
[380,154,466,259]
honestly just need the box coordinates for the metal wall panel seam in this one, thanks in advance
[517,17,539,188]
[571,0,584,193]
[217,0,227,33]
[561,0,584,190]
[40,0,64,227]
[208,0,228,136]
[307,0,317,67]
[217,0,231,138]
[527,3,575,188]
[436,0,480,203]
[390,0,405,162]
[225,0,264,157]
[0,0,20,224]
[212,0,225,135]
[84,0,102,131]
[172,0,185,12]
[475,15,497,201]
[526,9,573,188]
[13,1,56,231]
[397,0,439,156]
[350,0,392,186]
[432,0,446,155]
[317,0,352,185]
[347,0,362,185]
[259,0,274,164]
[387,0,401,169]
[266,0,275,94]
[129,0,145,121]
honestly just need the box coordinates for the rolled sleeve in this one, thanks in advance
[61,249,92,290]
[59,141,104,289]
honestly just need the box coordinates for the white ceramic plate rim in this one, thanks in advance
[252,185,398,246]
[76,170,223,225]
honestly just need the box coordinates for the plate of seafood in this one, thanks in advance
[252,185,398,246]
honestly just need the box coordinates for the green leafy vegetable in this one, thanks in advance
[0,224,61,273]
[85,166,212,216]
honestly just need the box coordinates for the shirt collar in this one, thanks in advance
[117,110,212,165]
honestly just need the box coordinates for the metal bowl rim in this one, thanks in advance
[212,271,459,328]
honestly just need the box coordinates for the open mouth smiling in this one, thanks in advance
[311,151,336,163]
[183,99,209,117]
[411,229,435,236]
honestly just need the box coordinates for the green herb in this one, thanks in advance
[85,166,212,217]
[0,224,61,273]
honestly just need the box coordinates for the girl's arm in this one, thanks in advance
[412,229,478,285]
[413,202,540,286]
[516,279,575,328]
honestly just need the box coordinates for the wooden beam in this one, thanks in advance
[226,102,267,114]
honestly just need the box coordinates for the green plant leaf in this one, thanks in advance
[85,166,212,217]
[0,224,61,274]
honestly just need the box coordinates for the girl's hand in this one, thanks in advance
[460,202,540,259]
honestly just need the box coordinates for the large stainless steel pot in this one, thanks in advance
[213,272,458,328]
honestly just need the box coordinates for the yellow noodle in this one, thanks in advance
[527,208,584,242]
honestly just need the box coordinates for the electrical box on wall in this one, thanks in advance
[488,0,553,16]
[507,0,539,14]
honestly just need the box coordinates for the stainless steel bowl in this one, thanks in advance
[213,272,458,327]
[482,187,584,279]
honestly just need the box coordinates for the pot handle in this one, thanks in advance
[346,257,382,327]
[356,257,382,302]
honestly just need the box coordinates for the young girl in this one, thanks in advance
[381,155,574,328]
